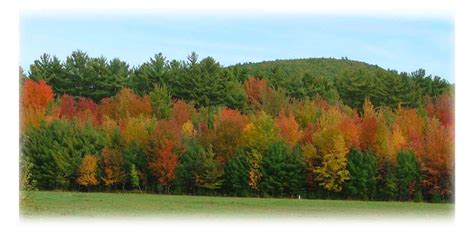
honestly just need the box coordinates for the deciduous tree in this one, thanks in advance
[76,154,99,188]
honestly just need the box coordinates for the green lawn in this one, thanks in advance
[20,191,454,219]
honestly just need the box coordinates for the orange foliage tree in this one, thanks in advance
[20,80,54,130]
[423,118,454,198]
[243,77,270,111]
[359,99,378,151]
[170,100,196,126]
[100,147,126,189]
[149,139,179,193]
[276,111,302,148]
[211,108,249,163]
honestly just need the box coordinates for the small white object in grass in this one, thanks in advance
[298,195,301,200]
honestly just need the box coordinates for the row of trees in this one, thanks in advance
[20,76,454,202]
[24,51,245,109]
[24,51,452,111]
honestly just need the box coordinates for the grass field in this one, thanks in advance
[20,191,454,219]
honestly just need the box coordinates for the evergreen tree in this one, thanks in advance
[259,141,305,197]
[224,147,251,196]
[194,145,224,192]
[343,150,377,200]
[129,53,167,95]
[22,120,105,190]
[29,53,67,92]
[377,160,399,201]
[396,150,421,201]
[149,84,172,119]
[174,140,201,194]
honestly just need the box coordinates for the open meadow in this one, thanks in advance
[20,191,454,219]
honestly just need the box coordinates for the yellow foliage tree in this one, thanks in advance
[242,111,279,152]
[391,123,406,159]
[248,149,263,191]
[182,120,196,138]
[120,116,153,147]
[314,134,350,192]
[76,154,99,187]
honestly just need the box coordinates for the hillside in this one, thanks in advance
[229,57,452,109]
[229,57,386,82]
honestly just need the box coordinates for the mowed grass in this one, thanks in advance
[20,191,453,219]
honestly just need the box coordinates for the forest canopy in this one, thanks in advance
[20,51,454,203]
[23,50,452,110]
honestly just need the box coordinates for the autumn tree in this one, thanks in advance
[182,120,196,138]
[426,92,454,127]
[314,134,350,192]
[210,108,249,163]
[20,80,55,130]
[393,108,424,159]
[302,143,318,191]
[76,154,99,190]
[58,94,76,120]
[76,97,99,125]
[100,147,126,189]
[293,99,319,129]
[242,111,279,152]
[338,115,360,149]
[276,111,302,148]
[120,116,154,148]
[149,139,179,193]
[113,87,153,119]
[243,77,270,111]
[261,88,290,117]
[247,149,263,193]
[170,100,195,126]
[372,114,394,162]
[359,99,378,151]
[423,118,454,201]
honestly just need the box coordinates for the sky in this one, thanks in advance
[20,13,454,82]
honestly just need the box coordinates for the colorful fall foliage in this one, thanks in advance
[76,154,99,187]
[20,77,454,202]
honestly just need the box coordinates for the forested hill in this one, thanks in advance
[23,51,452,111]
[228,57,452,109]
[229,57,386,82]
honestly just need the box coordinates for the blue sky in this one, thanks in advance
[20,13,454,82]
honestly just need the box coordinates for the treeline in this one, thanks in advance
[20,75,454,202]
[23,51,452,111]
